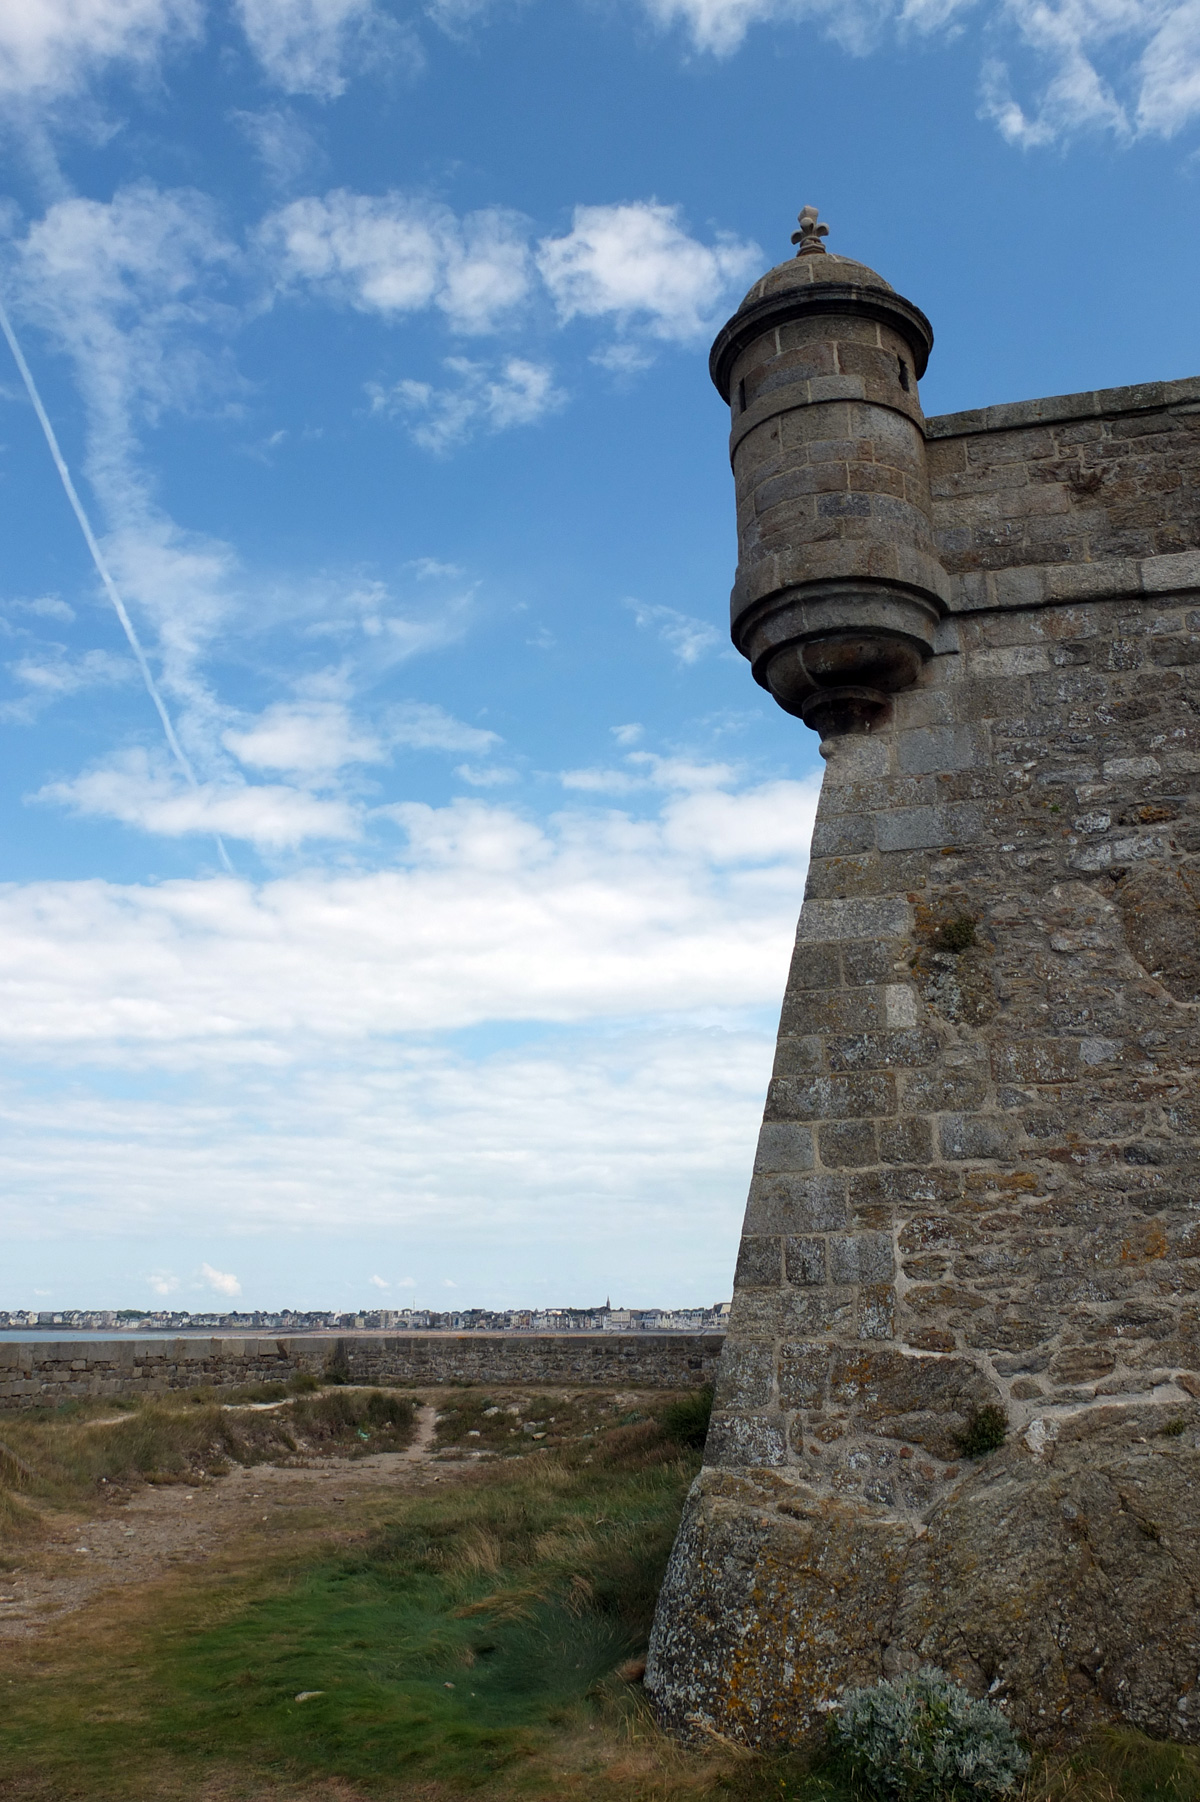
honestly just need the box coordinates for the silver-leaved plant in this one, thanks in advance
[827,1667,1030,1802]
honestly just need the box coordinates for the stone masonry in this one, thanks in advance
[647,213,1200,1748]
[0,1332,722,1411]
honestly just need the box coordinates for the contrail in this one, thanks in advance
[0,294,234,875]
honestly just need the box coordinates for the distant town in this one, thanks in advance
[0,1302,731,1334]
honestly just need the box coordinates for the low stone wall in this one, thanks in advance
[0,1333,725,1412]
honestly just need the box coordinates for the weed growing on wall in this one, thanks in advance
[957,1405,1008,1459]
[936,916,978,953]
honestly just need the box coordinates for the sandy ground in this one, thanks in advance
[0,1403,467,1638]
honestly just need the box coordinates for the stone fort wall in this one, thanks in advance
[648,358,1200,1746]
[0,1333,724,1412]
[928,376,1200,613]
[706,370,1200,1487]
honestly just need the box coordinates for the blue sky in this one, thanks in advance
[0,0,1197,1313]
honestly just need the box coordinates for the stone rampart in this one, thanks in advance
[0,1333,723,1412]
[928,376,1200,613]
[646,222,1200,1750]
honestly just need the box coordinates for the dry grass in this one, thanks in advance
[0,1387,418,1537]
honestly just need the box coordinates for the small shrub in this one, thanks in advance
[659,1384,713,1450]
[286,1370,321,1395]
[1162,1417,1187,1437]
[828,1666,1029,1802]
[288,1388,415,1449]
[937,916,977,953]
[958,1405,1008,1459]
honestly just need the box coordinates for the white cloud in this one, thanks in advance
[0,0,200,100]
[979,10,1131,145]
[296,573,477,666]
[0,1024,775,1280]
[39,750,359,848]
[0,775,817,1054]
[231,107,323,187]
[627,598,722,664]
[224,699,383,778]
[233,0,408,99]
[375,356,564,452]
[223,694,499,776]
[265,190,761,364]
[263,191,532,331]
[644,0,796,53]
[590,341,655,375]
[1138,0,1200,132]
[641,0,1200,141]
[200,1261,241,1296]
[18,184,237,427]
[148,1268,179,1295]
[537,202,760,341]
[369,1273,388,1287]
[388,701,500,753]
[8,596,76,623]
[561,749,743,796]
[2,648,134,722]
[15,185,243,743]
[455,762,517,786]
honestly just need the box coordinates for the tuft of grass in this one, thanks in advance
[221,1380,291,1404]
[659,1384,713,1451]
[1028,1728,1200,1802]
[287,1388,416,1453]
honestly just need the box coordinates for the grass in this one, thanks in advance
[1,1386,1198,1802]
[0,1396,711,1800]
[0,1386,418,1519]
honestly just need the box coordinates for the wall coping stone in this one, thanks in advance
[927,374,1200,440]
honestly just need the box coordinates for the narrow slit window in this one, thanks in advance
[897,358,911,392]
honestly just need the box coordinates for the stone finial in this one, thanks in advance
[791,205,828,257]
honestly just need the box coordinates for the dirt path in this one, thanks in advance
[0,1403,455,1640]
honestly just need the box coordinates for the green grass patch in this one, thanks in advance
[1029,1728,1200,1802]
[0,1402,703,1800]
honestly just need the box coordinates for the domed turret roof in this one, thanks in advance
[709,210,933,400]
[736,250,895,314]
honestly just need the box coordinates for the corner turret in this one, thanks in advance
[710,208,948,736]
